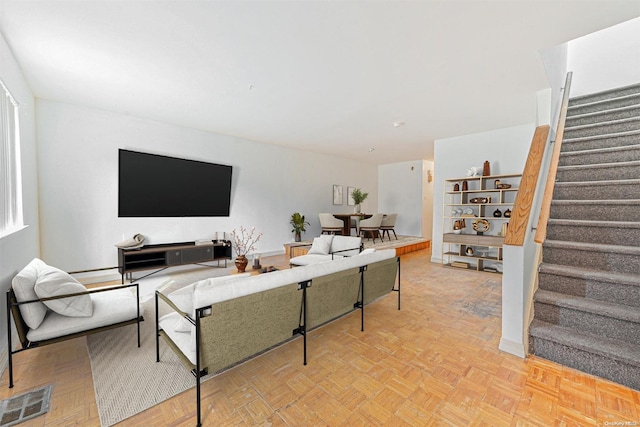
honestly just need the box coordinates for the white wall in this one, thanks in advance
[539,41,568,129]
[568,17,640,97]
[431,124,535,263]
[422,160,434,240]
[378,160,424,237]
[0,32,39,364]
[36,100,378,273]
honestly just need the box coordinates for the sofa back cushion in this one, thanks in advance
[307,235,333,255]
[12,258,49,329]
[330,236,362,257]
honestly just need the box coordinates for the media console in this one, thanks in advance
[117,240,233,283]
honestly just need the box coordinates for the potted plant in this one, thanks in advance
[290,212,310,242]
[230,226,262,272]
[351,188,368,213]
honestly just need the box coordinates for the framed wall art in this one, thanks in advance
[333,185,343,205]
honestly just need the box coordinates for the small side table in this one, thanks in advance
[283,241,312,261]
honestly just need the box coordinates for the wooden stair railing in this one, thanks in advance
[503,125,549,246]
[534,72,573,244]
[503,72,572,247]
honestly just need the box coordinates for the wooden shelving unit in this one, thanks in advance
[442,173,521,273]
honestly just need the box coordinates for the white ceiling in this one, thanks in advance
[1,1,639,164]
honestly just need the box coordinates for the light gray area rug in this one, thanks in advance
[87,266,233,427]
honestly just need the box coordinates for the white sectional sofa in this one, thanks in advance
[156,247,400,426]
[289,235,363,266]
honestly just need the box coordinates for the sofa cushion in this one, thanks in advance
[27,287,142,342]
[12,258,49,329]
[289,254,333,266]
[168,273,251,333]
[167,282,196,314]
[330,236,361,257]
[308,235,333,255]
[34,265,93,317]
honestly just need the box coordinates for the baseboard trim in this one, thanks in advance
[499,337,526,358]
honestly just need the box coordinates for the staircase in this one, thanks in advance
[529,83,640,391]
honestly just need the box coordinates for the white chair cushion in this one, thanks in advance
[308,235,334,255]
[34,265,93,317]
[12,258,49,329]
[27,287,143,342]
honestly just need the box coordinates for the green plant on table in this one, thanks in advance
[351,188,369,207]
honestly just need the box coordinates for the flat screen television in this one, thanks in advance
[118,149,232,217]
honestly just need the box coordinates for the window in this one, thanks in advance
[0,79,23,237]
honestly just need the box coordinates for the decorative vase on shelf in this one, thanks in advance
[483,161,490,176]
[235,255,248,273]
[294,231,301,242]
[355,204,361,214]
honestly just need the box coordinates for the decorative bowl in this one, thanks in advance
[469,197,488,204]
[496,183,512,189]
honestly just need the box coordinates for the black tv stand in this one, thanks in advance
[117,240,233,283]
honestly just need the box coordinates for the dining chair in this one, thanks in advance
[380,213,398,241]
[358,213,383,243]
[319,213,343,235]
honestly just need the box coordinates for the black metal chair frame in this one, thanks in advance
[6,283,143,388]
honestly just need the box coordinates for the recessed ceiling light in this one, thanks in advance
[369,148,375,152]
[393,121,405,128]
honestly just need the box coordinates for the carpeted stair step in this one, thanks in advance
[552,179,640,200]
[549,199,640,222]
[563,117,640,139]
[561,129,640,152]
[538,263,640,308]
[559,144,640,166]
[534,289,640,342]
[568,83,640,107]
[542,240,640,275]
[565,104,640,128]
[557,160,640,183]
[529,319,640,391]
[567,92,640,116]
[555,160,640,182]
[545,219,640,246]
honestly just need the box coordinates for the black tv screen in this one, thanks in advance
[118,149,232,217]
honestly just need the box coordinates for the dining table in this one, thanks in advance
[332,213,372,236]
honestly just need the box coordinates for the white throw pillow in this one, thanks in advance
[12,258,49,329]
[34,265,93,317]
[174,316,193,333]
[308,235,334,255]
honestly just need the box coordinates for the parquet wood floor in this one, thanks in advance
[2,249,639,426]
